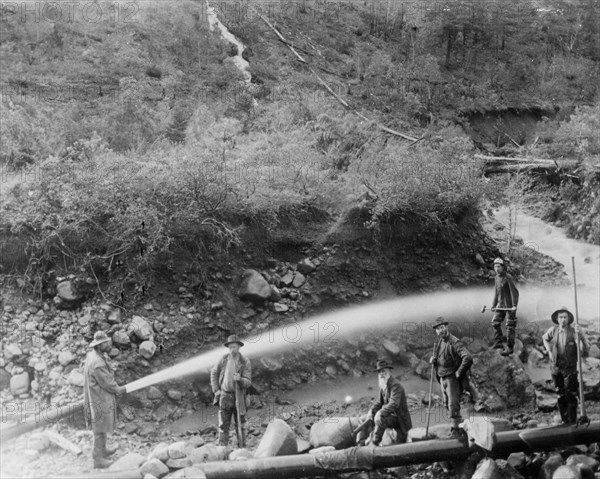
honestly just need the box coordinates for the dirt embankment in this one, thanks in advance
[1,207,585,478]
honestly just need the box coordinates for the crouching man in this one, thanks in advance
[356,360,412,446]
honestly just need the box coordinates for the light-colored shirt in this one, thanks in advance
[221,354,239,393]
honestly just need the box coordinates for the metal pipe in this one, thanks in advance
[192,422,600,479]
[0,402,84,443]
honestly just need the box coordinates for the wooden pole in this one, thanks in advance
[571,257,588,422]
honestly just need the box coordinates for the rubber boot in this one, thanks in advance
[93,433,113,469]
[491,326,505,349]
[501,328,515,356]
[565,403,578,424]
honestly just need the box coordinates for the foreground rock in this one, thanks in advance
[470,350,535,411]
[254,419,298,458]
[309,417,360,449]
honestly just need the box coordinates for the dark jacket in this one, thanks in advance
[83,349,120,434]
[543,325,589,374]
[434,334,473,379]
[492,273,519,309]
[370,376,412,438]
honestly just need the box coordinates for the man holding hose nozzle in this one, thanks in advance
[210,335,252,447]
[491,258,519,356]
[83,331,127,469]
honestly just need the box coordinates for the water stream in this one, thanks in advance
[205,0,252,83]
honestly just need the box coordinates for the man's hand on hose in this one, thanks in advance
[213,391,221,406]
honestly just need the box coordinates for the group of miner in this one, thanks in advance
[82,257,590,468]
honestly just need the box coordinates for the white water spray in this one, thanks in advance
[124,285,598,393]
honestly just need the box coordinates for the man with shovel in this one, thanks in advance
[210,335,252,447]
[355,360,412,447]
[84,331,127,469]
[490,258,519,356]
[430,317,472,440]
[542,307,589,424]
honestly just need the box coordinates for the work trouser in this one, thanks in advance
[440,375,462,428]
[551,368,579,424]
[492,310,517,347]
[218,391,246,446]
[92,432,107,462]
[356,412,406,445]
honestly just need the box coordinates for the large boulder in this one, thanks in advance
[140,459,169,478]
[67,369,84,387]
[551,465,582,479]
[149,443,170,462]
[254,419,298,458]
[581,357,600,398]
[168,442,187,460]
[129,316,153,341]
[238,270,271,304]
[113,330,131,346]
[109,452,145,471]
[469,351,535,411]
[540,453,564,479]
[309,417,360,449]
[58,351,76,366]
[139,341,157,359]
[56,280,80,301]
[10,372,30,395]
[565,454,599,471]
[472,458,502,479]
[188,444,228,464]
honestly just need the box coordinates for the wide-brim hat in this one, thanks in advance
[224,334,244,347]
[432,316,449,330]
[374,359,394,372]
[89,331,111,348]
[551,307,574,325]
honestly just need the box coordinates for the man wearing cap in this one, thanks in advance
[542,307,589,424]
[210,334,252,447]
[356,360,412,447]
[84,331,127,469]
[491,258,520,356]
[430,317,472,439]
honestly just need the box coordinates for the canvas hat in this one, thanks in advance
[493,258,505,266]
[374,359,394,372]
[89,331,111,348]
[432,316,449,330]
[551,307,574,325]
[224,334,244,347]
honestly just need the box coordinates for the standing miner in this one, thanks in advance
[356,360,412,446]
[542,307,589,424]
[210,335,252,447]
[491,258,520,356]
[84,331,127,469]
[430,317,473,439]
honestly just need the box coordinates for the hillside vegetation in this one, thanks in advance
[1,0,599,289]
